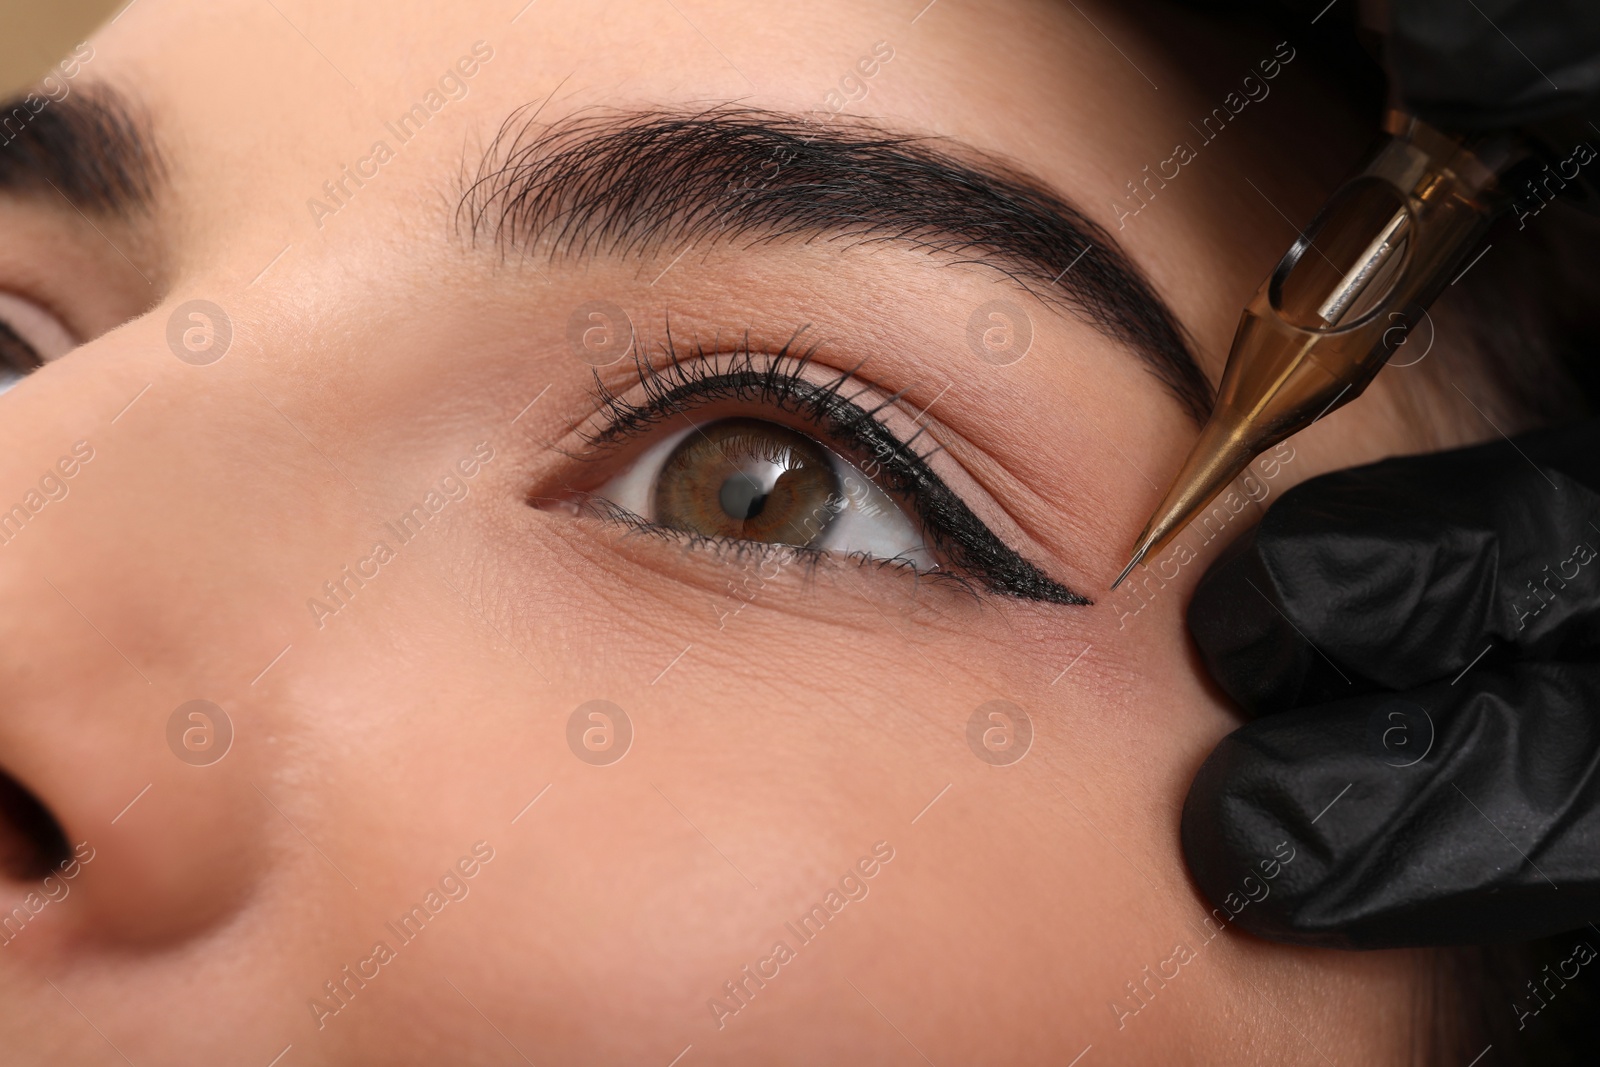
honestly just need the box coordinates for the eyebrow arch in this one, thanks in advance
[0,85,162,215]
[457,105,1213,421]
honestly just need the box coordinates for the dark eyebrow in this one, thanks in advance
[457,106,1213,421]
[0,85,161,214]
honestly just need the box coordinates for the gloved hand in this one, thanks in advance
[1384,0,1600,129]
[1181,417,1600,949]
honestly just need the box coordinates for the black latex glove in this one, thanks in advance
[1385,0,1600,129]
[1181,417,1600,949]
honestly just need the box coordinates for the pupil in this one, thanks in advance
[720,473,769,520]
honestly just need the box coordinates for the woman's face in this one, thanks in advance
[0,0,1479,1061]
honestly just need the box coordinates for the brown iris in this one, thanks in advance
[654,419,842,546]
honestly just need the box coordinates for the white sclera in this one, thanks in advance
[594,420,935,569]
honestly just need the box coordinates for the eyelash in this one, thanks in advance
[565,327,1089,606]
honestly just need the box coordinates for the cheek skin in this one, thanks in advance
[399,517,1416,1064]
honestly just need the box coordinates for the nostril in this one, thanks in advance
[0,768,70,881]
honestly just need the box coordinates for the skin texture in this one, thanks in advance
[0,0,1514,1063]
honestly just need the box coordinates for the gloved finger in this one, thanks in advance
[1181,661,1600,949]
[1187,419,1600,715]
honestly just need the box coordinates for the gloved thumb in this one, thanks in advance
[1181,662,1600,949]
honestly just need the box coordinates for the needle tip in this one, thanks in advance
[1110,546,1148,590]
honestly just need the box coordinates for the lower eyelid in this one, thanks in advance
[545,508,980,628]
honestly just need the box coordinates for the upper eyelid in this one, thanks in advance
[580,337,844,448]
[576,353,934,501]
[0,290,79,362]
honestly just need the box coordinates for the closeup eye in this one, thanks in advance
[0,292,77,395]
[591,416,934,567]
[544,341,1091,606]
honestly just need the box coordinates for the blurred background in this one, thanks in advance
[1,0,121,98]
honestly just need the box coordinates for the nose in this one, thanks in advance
[0,308,273,949]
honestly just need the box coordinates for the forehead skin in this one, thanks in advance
[0,0,1470,1064]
